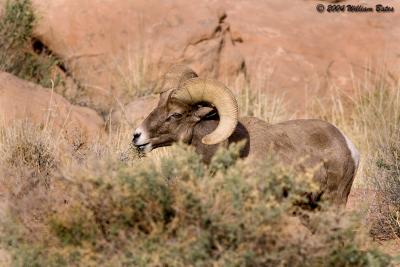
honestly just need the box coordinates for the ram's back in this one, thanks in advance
[237,117,359,204]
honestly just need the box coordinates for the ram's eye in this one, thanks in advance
[168,113,182,120]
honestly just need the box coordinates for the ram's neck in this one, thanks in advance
[191,120,220,164]
[191,119,250,164]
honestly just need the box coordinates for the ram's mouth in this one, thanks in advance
[137,143,149,149]
[135,143,152,153]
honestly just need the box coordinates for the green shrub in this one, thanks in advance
[0,0,61,88]
[0,142,391,266]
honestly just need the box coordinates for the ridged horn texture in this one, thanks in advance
[157,64,198,94]
[172,78,238,145]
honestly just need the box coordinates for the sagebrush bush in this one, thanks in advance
[0,136,391,266]
[0,0,61,88]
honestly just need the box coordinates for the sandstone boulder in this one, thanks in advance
[0,72,104,143]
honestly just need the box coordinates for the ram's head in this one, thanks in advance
[132,66,238,153]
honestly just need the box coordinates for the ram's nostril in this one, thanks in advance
[133,132,141,142]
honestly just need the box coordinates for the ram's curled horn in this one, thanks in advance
[172,78,239,145]
[155,64,198,94]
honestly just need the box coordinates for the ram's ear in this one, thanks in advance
[158,90,174,106]
[193,106,215,121]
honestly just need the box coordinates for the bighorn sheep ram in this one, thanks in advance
[133,65,359,205]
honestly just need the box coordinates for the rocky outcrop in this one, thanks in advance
[30,0,246,112]
[0,72,105,143]
[20,0,400,112]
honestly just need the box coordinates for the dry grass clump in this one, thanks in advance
[0,122,58,196]
[236,82,289,124]
[0,122,66,251]
[357,83,400,240]
[0,135,390,266]
[226,72,290,124]
[113,44,157,99]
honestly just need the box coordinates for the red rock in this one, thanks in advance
[26,0,400,112]
[0,72,105,143]
[31,0,245,112]
[223,0,400,110]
